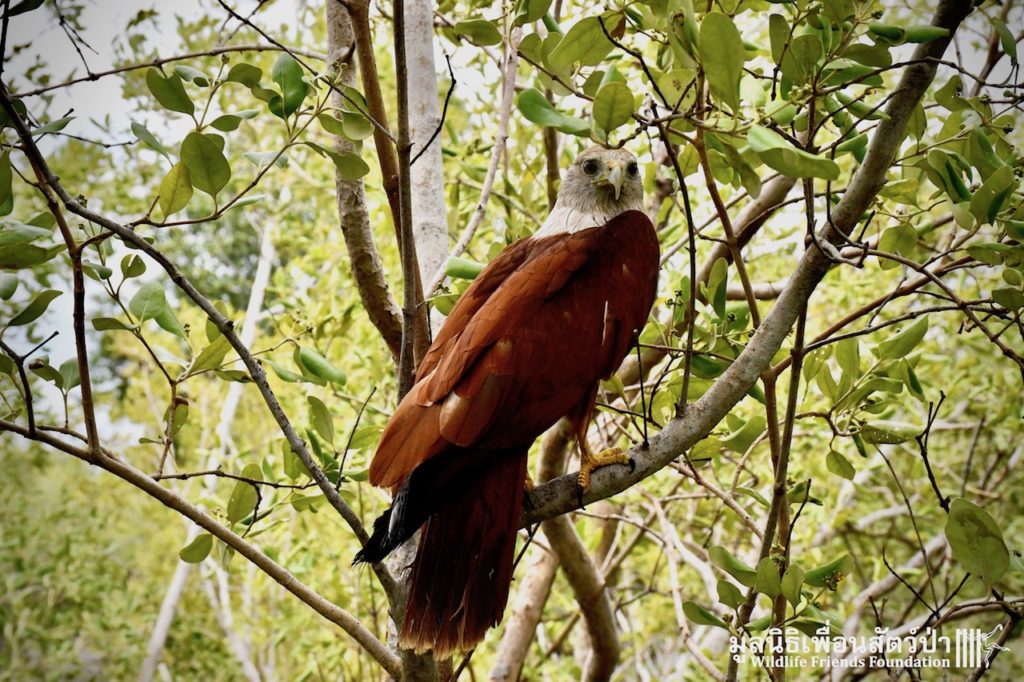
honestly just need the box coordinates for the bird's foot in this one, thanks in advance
[576,447,633,507]
[524,472,535,493]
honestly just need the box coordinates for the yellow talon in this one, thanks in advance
[524,472,535,493]
[577,443,631,494]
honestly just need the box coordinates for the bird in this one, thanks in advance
[354,146,660,657]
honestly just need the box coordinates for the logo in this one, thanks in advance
[727,623,1010,673]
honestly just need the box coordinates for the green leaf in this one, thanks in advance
[592,81,634,135]
[867,23,905,44]
[130,122,171,160]
[754,557,781,598]
[445,256,485,280]
[514,0,551,26]
[181,132,230,197]
[682,601,729,629]
[0,273,18,300]
[970,165,1014,226]
[547,15,619,69]
[8,289,61,326]
[225,63,262,87]
[720,415,766,454]
[214,369,250,383]
[699,13,745,111]
[836,337,859,378]
[5,0,46,18]
[154,308,186,339]
[269,360,304,383]
[826,450,855,480]
[173,65,209,87]
[158,162,193,217]
[782,564,804,607]
[709,545,756,587]
[747,125,840,180]
[454,19,502,46]
[179,533,213,563]
[516,88,589,135]
[902,26,950,44]
[297,347,346,386]
[32,116,73,135]
[270,53,308,118]
[875,316,928,360]
[340,112,373,140]
[82,260,113,281]
[307,395,334,445]
[992,18,1018,66]
[129,281,168,322]
[768,14,788,65]
[145,68,195,115]
[92,316,135,332]
[804,554,853,589]
[0,152,12,217]
[945,498,1009,589]
[58,359,80,391]
[29,359,62,387]
[226,463,262,524]
[0,221,51,247]
[994,287,1024,310]
[210,112,248,132]
[317,113,346,136]
[781,34,823,84]
[120,254,146,279]
[190,334,232,374]
[717,579,743,608]
[858,421,920,445]
[326,150,370,181]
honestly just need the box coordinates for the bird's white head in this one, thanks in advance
[535,147,644,237]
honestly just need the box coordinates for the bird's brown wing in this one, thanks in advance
[368,230,597,490]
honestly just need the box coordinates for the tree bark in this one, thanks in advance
[404,0,449,332]
[327,0,403,361]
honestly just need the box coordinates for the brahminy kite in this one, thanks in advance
[355,146,660,656]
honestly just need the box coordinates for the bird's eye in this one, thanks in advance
[582,159,600,175]
[626,161,639,177]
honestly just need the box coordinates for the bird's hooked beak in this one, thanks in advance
[597,161,625,201]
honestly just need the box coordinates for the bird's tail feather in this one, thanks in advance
[399,449,528,658]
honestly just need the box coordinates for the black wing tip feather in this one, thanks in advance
[352,507,394,565]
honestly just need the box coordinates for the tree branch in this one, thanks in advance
[535,426,620,681]
[11,44,326,98]
[327,0,403,361]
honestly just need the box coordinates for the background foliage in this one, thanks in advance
[1,0,1022,680]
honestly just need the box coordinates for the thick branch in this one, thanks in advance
[537,427,620,681]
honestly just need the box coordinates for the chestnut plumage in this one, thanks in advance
[355,147,660,657]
